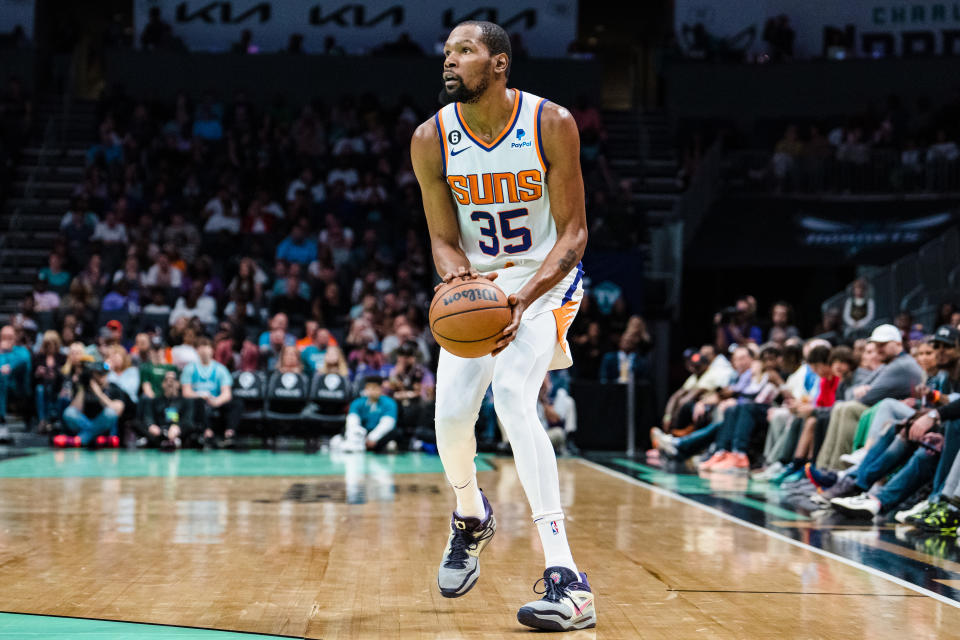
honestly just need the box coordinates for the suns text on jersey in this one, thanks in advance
[446,170,543,206]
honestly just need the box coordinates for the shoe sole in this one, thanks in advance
[517,607,596,631]
[438,566,479,598]
[830,502,878,519]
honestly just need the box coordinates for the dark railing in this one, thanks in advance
[728,149,960,195]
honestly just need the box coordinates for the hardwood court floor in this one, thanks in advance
[0,450,958,638]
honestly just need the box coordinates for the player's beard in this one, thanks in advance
[438,73,490,106]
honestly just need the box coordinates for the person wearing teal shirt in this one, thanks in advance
[0,325,34,421]
[180,336,241,445]
[301,327,333,377]
[347,375,399,451]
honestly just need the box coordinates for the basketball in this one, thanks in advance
[429,278,512,358]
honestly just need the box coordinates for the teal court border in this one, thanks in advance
[0,449,493,479]
[0,611,300,639]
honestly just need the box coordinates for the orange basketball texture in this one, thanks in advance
[429,279,512,358]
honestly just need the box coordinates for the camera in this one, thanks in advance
[78,361,110,388]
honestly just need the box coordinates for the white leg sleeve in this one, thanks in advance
[434,348,495,488]
[492,312,564,522]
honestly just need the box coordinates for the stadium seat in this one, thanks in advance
[264,371,310,434]
[97,309,131,336]
[232,370,267,433]
[138,311,171,335]
[302,372,350,435]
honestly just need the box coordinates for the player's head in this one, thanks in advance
[440,21,511,104]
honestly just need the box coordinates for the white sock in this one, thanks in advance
[535,516,578,575]
[452,476,485,519]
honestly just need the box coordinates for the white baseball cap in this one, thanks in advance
[868,324,902,343]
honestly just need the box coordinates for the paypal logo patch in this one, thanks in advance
[511,129,531,149]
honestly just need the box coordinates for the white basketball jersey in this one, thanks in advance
[434,89,555,273]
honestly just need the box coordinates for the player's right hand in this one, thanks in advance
[434,265,499,292]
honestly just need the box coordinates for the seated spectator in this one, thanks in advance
[162,212,201,263]
[33,330,65,432]
[926,129,959,163]
[90,209,129,273]
[842,279,876,340]
[319,345,350,377]
[202,187,241,235]
[816,325,925,471]
[142,370,193,449]
[59,361,126,447]
[345,375,400,452]
[269,276,311,318]
[180,336,240,447]
[301,326,334,376]
[39,252,71,296]
[715,297,763,352]
[105,345,140,404]
[139,339,178,400]
[599,333,648,383]
[142,251,183,289]
[113,255,144,288]
[101,279,137,314]
[258,313,296,350]
[0,324,31,423]
[275,345,303,374]
[538,372,577,455]
[32,276,60,313]
[170,324,200,368]
[768,301,799,342]
[192,103,223,141]
[142,287,173,316]
[571,320,604,380]
[286,167,325,203]
[169,281,217,326]
[661,345,735,435]
[227,257,267,309]
[275,222,317,266]
[387,341,435,442]
[772,124,803,181]
[241,200,276,235]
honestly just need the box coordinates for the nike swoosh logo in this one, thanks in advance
[451,147,472,156]
[572,599,592,616]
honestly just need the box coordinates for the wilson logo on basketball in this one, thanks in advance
[443,287,499,306]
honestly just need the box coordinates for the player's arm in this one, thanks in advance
[493,104,588,354]
[411,121,495,288]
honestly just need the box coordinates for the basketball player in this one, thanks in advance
[410,21,594,631]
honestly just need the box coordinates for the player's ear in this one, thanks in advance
[494,53,508,75]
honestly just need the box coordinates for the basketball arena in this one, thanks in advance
[3,1,960,638]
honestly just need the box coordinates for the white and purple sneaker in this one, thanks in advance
[437,492,496,598]
[517,566,597,631]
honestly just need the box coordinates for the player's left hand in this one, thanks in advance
[491,294,527,356]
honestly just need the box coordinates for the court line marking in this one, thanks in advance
[0,610,304,638]
[577,457,960,610]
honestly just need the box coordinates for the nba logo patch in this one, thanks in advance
[550,521,559,535]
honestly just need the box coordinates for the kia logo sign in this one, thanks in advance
[324,374,342,390]
[239,372,255,388]
[281,372,299,389]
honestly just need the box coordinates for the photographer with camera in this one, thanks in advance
[59,361,127,447]
[715,297,763,354]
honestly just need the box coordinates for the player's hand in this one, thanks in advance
[434,266,498,292]
[491,294,527,356]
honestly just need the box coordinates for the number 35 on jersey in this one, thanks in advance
[434,90,558,271]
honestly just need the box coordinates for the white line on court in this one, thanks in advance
[577,457,960,610]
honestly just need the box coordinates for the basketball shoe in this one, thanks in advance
[517,566,596,631]
[437,491,496,598]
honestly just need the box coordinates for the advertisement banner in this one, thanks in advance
[134,0,577,56]
[675,0,960,58]
[0,0,33,37]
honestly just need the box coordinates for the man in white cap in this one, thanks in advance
[815,324,925,470]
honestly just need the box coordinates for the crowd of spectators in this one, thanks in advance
[0,81,648,454]
[652,289,960,538]
[741,92,960,192]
